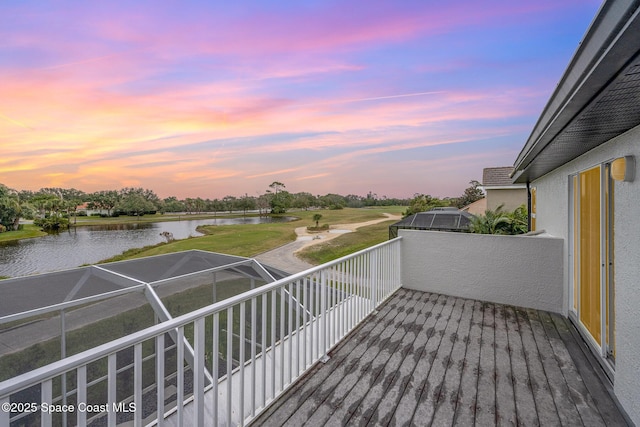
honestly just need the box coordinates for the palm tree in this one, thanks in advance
[469,204,529,235]
[313,213,322,228]
[470,205,510,234]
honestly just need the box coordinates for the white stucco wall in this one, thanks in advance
[398,229,564,313]
[532,124,640,425]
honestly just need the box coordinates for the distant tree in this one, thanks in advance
[222,195,237,213]
[313,213,323,228]
[267,182,291,214]
[345,194,365,208]
[403,194,450,216]
[269,181,285,195]
[163,196,184,213]
[256,194,271,216]
[0,184,21,231]
[292,192,316,210]
[59,188,85,224]
[236,194,256,216]
[364,191,378,207]
[318,193,346,210]
[454,180,484,209]
[88,190,119,216]
[116,193,155,217]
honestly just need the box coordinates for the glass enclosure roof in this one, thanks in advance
[0,250,288,320]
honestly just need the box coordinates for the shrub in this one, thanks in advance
[470,204,528,235]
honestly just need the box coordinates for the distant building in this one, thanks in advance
[460,197,486,215]
[482,166,526,211]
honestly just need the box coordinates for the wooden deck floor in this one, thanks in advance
[252,288,628,426]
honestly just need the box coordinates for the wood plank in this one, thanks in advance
[317,292,443,426]
[255,291,628,427]
[494,304,517,426]
[255,288,412,426]
[503,305,538,426]
[365,293,446,426]
[475,302,496,426]
[388,295,457,426]
[550,313,629,426]
[429,298,475,427]
[537,310,606,426]
[347,292,442,426]
[411,297,466,425]
[526,308,583,426]
[514,307,560,426]
[453,300,483,426]
[297,291,435,426]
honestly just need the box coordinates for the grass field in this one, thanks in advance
[0,224,47,243]
[98,207,404,263]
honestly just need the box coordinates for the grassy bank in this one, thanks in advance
[0,213,249,245]
[71,212,253,227]
[0,224,47,243]
[98,207,404,263]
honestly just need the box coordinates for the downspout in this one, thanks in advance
[526,181,532,232]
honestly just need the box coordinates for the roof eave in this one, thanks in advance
[513,0,640,183]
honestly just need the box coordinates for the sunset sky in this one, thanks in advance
[1,1,602,199]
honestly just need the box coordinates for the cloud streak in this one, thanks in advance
[0,0,602,198]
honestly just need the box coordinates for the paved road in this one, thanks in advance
[255,213,401,274]
[255,239,315,274]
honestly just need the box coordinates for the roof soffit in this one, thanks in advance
[513,1,640,183]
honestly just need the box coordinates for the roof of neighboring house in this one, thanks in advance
[483,167,516,187]
[461,197,486,215]
[513,1,640,183]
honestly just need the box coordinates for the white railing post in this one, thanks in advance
[156,334,165,427]
[194,318,205,427]
[371,250,378,309]
[41,379,52,427]
[320,269,329,362]
[77,365,87,427]
[108,353,117,427]
[0,397,8,427]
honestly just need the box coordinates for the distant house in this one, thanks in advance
[482,166,526,212]
[460,197,486,215]
[512,1,640,423]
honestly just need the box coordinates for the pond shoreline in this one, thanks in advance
[1,212,281,244]
[0,215,297,278]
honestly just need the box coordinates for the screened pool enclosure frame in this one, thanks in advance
[389,207,474,238]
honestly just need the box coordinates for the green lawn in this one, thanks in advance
[0,224,47,242]
[98,207,404,263]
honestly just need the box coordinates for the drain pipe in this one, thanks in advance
[526,181,532,232]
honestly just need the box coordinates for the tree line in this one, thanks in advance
[0,180,484,232]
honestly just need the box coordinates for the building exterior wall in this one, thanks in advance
[532,123,640,425]
[485,188,527,211]
[399,229,563,313]
[460,197,487,215]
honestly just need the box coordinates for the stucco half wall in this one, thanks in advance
[399,229,564,313]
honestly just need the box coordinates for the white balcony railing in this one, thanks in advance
[0,237,402,427]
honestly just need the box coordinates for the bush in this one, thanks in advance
[34,216,70,231]
[470,204,528,235]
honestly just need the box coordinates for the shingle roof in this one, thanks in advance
[483,166,515,187]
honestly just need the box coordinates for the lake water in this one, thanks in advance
[0,216,294,278]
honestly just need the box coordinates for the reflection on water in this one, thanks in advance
[0,216,294,278]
